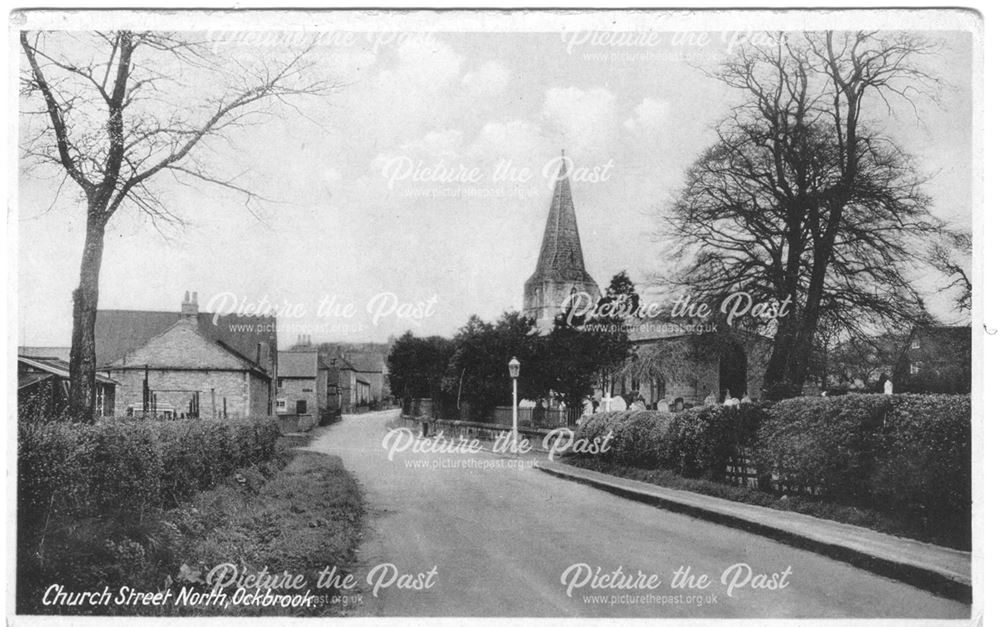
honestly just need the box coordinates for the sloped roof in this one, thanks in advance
[95,309,275,370]
[278,350,319,378]
[110,319,268,376]
[18,355,116,384]
[525,154,598,287]
[344,351,386,373]
[18,346,71,361]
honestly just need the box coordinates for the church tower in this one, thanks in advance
[523,152,602,331]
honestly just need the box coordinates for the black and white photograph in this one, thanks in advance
[7,8,983,623]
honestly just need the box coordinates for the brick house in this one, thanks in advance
[98,292,274,418]
[276,347,329,430]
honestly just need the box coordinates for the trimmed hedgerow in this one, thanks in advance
[572,393,971,548]
[872,394,971,546]
[754,394,892,503]
[574,403,770,478]
[17,418,281,558]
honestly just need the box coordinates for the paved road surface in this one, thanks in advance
[306,410,969,618]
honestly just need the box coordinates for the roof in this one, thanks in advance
[343,351,385,373]
[326,354,358,372]
[525,153,599,287]
[18,346,71,361]
[278,350,319,378]
[18,355,116,385]
[94,309,276,370]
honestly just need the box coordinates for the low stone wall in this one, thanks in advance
[400,415,557,450]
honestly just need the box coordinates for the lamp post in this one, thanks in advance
[508,357,520,449]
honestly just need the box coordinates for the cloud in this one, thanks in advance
[542,86,617,155]
[624,97,671,134]
[461,61,512,96]
[471,120,545,159]
[386,35,463,93]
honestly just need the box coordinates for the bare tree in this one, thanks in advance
[659,31,942,399]
[20,31,333,420]
[928,229,972,313]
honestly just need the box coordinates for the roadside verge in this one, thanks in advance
[538,460,971,603]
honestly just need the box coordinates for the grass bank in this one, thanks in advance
[18,441,366,616]
[563,456,968,550]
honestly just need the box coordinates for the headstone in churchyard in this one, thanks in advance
[884,379,893,395]
[582,400,594,416]
[704,392,717,406]
[741,393,752,404]
[628,401,646,411]
[656,398,672,412]
[607,396,628,412]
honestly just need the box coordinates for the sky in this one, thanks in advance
[16,29,974,348]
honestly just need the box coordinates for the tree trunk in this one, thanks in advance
[68,209,107,421]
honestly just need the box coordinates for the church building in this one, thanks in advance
[523,153,602,333]
[522,152,772,408]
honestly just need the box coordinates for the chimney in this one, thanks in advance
[182,290,199,318]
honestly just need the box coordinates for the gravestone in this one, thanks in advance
[656,398,672,412]
[606,395,628,412]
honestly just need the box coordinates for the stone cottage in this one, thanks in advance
[98,292,274,418]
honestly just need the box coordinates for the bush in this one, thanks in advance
[755,394,892,502]
[18,417,281,570]
[574,404,770,478]
[872,394,971,545]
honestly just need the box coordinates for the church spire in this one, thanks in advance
[528,150,594,284]
[523,151,601,326]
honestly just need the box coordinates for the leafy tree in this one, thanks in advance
[386,332,455,403]
[659,31,942,399]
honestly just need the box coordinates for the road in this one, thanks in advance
[306,410,969,618]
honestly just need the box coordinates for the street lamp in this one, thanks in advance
[508,357,520,448]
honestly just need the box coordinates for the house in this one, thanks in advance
[326,354,375,414]
[276,345,332,431]
[343,351,389,404]
[18,355,117,419]
[893,324,972,394]
[99,292,274,418]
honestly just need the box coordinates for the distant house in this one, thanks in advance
[276,347,331,431]
[326,354,374,413]
[894,324,972,394]
[18,355,117,419]
[343,351,389,403]
[98,292,274,418]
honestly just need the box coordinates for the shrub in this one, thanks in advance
[574,404,769,477]
[17,417,281,568]
[754,394,891,502]
[872,394,971,545]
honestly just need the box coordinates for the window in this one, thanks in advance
[303,388,313,393]
[911,336,921,350]
[296,400,308,414]
[910,362,922,375]
[276,399,287,411]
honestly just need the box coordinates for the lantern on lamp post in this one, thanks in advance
[508,357,520,448]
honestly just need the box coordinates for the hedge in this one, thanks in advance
[573,394,971,546]
[17,417,281,559]
[575,403,769,479]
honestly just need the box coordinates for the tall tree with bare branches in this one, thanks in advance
[20,31,332,420]
[659,31,944,399]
